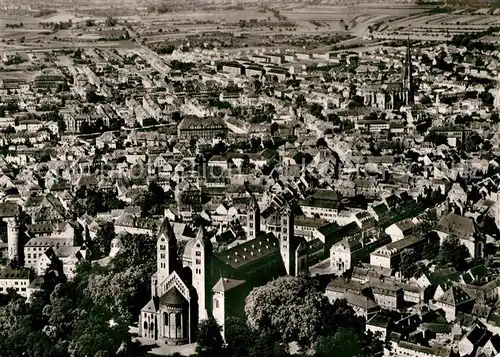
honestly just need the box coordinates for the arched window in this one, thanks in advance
[214,298,219,309]
[164,312,168,326]
[144,321,148,330]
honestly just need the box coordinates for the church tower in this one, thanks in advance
[191,226,211,321]
[280,203,295,275]
[156,218,178,289]
[247,195,260,239]
[403,38,413,105]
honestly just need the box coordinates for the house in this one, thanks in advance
[366,313,391,340]
[0,267,33,298]
[435,213,484,259]
[480,334,500,357]
[434,286,474,321]
[458,322,491,356]
[324,278,367,302]
[370,279,404,310]
[392,341,451,357]
[384,218,418,242]
[370,235,426,269]
[344,292,380,318]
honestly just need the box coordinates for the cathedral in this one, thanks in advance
[139,195,309,344]
[360,39,414,110]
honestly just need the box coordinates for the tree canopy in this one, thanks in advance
[245,275,363,348]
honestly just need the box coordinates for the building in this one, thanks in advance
[370,235,426,269]
[140,203,308,345]
[0,267,33,298]
[330,237,362,274]
[177,116,228,140]
[435,213,484,260]
[434,286,474,321]
[392,341,451,357]
[259,199,309,276]
[0,202,21,262]
[370,279,404,310]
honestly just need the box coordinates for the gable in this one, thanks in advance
[158,271,190,301]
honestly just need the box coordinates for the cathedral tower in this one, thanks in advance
[155,218,178,296]
[190,226,211,321]
[247,195,260,239]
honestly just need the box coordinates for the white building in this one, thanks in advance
[0,267,33,298]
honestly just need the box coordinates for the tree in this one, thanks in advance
[316,328,383,357]
[316,328,363,357]
[241,154,251,173]
[105,17,118,27]
[245,276,352,348]
[140,182,166,217]
[437,235,469,270]
[95,221,115,256]
[422,233,440,261]
[421,53,432,66]
[400,248,419,279]
[295,94,306,108]
[309,103,324,119]
[196,317,224,356]
[426,132,448,146]
[225,317,253,357]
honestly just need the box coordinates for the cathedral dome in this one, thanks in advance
[160,286,187,307]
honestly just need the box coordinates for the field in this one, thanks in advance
[1,2,500,53]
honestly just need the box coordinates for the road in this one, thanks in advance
[74,123,176,139]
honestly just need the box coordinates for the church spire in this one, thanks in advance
[403,37,413,105]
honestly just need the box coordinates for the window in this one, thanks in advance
[249,214,253,219]
[214,299,219,309]
[160,254,165,259]
[160,245,166,251]
[195,251,201,257]
[196,259,201,265]
[21,288,26,292]
[164,312,168,326]
[249,223,253,228]
[283,227,287,233]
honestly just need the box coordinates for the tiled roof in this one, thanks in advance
[216,233,279,270]
[212,278,245,292]
[0,202,20,218]
[436,286,473,306]
[436,213,476,240]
